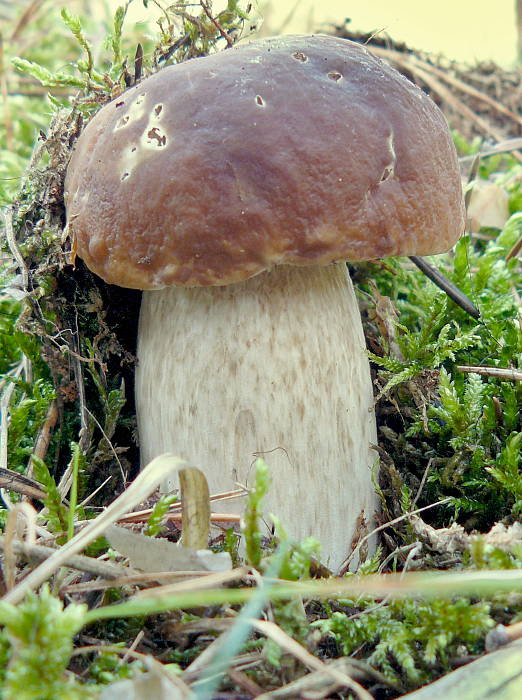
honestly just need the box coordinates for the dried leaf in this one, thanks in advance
[466,181,510,232]
[106,525,232,572]
[179,466,210,550]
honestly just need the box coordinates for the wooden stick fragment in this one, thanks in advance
[457,365,522,381]
[0,535,130,580]
[409,256,481,319]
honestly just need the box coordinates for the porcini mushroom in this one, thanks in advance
[64,35,465,570]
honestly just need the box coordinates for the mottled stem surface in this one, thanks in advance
[136,264,378,571]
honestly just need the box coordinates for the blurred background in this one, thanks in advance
[121,0,519,67]
[1,0,520,205]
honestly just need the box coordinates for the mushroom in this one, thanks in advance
[64,35,465,571]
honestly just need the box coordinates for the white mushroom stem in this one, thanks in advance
[135,264,378,571]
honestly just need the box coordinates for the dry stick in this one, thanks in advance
[26,399,58,481]
[60,570,213,595]
[9,0,46,42]
[0,536,129,580]
[263,657,395,698]
[457,365,522,381]
[117,488,246,523]
[412,457,434,508]
[121,630,145,665]
[2,454,186,605]
[3,206,28,291]
[409,256,480,319]
[411,64,511,147]
[32,399,58,460]
[0,468,46,501]
[227,667,263,697]
[342,497,452,571]
[506,234,522,262]
[200,0,234,47]
[84,406,126,485]
[79,475,112,508]
[132,566,250,600]
[251,619,373,700]
[459,137,522,164]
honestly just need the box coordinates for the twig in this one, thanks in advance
[251,618,373,700]
[506,235,522,262]
[412,457,434,508]
[132,566,250,601]
[199,1,234,47]
[457,365,522,381]
[0,535,131,580]
[79,475,112,507]
[122,630,145,664]
[10,0,46,42]
[227,667,263,696]
[84,406,126,485]
[341,497,452,572]
[117,488,246,523]
[27,399,58,480]
[4,208,32,386]
[413,58,522,130]
[60,570,212,594]
[409,255,481,319]
[0,467,47,501]
[459,137,522,165]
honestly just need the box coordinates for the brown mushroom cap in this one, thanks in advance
[64,34,465,290]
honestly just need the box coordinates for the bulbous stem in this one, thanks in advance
[136,264,378,571]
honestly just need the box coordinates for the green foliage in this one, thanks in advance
[486,432,522,513]
[2,5,522,697]
[7,379,55,474]
[315,595,493,688]
[67,442,86,540]
[452,130,482,156]
[86,647,140,685]
[468,534,522,570]
[145,493,178,537]
[0,586,91,699]
[366,195,521,528]
[60,9,94,79]
[11,58,87,89]
[242,458,271,569]
[30,455,68,535]
[84,350,127,468]
[107,5,128,74]
[369,320,478,397]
